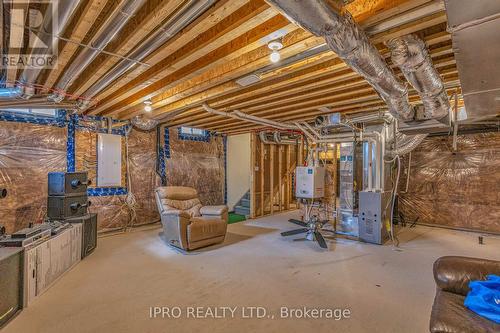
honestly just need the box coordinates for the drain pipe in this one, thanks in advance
[49,0,147,102]
[202,103,298,130]
[387,34,450,123]
[258,131,300,145]
[18,0,82,97]
[266,0,414,121]
[77,0,216,109]
[232,110,297,130]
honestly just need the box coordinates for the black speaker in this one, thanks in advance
[48,172,90,197]
[0,248,23,328]
[47,195,91,219]
[65,214,97,259]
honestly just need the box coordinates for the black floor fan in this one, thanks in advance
[281,216,329,249]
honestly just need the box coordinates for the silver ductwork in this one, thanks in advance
[387,34,450,122]
[444,0,500,119]
[131,115,159,131]
[385,132,428,158]
[49,0,147,102]
[266,0,414,121]
[19,0,82,95]
[79,0,216,106]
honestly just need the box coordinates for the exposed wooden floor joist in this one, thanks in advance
[0,0,463,134]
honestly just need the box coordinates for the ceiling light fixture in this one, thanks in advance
[268,39,283,63]
[144,99,153,112]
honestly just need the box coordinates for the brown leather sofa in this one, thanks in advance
[155,186,228,251]
[430,256,500,333]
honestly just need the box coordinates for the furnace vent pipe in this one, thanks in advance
[387,34,450,122]
[202,103,298,130]
[385,132,428,158]
[266,0,414,121]
[19,0,82,95]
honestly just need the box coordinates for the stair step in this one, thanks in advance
[234,206,250,216]
[241,198,250,208]
[243,192,250,200]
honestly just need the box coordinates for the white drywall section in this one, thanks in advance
[227,133,251,211]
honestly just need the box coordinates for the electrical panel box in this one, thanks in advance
[295,166,325,199]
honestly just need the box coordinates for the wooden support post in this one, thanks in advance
[250,133,256,218]
[260,141,265,217]
[285,144,291,210]
[299,137,304,166]
[278,145,283,212]
[270,144,275,215]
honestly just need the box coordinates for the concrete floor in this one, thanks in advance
[4,211,499,333]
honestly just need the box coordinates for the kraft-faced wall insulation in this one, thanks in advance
[0,119,161,233]
[399,132,500,234]
[0,122,67,233]
[78,128,161,232]
[165,128,225,206]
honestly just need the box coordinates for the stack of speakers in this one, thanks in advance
[47,172,97,259]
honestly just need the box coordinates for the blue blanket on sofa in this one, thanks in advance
[464,275,500,324]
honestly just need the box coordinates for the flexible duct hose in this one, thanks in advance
[385,133,428,157]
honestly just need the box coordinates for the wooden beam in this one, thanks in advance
[42,0,110,90]
[278,145,283,211]
[250,132,256,218]
[97,0,441,118]
[175,51,456,129]
[92,0,284,115]
[260,140,265,216]
[69,0,187,97]
[164,30,451,127]
[214,84,462,133]
[147,11,449,122]
[88,0,251,105]
[269,144,275,214]
[209,76,461,133]
[201,66,457,130]
[285,145,291,210]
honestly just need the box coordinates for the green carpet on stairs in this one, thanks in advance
[228,213,246,224]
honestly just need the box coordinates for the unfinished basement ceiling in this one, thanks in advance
[1,0,464,134]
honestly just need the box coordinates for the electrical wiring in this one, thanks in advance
[124,126,138,230]
[384,154,401,247]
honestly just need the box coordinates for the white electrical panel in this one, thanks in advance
[97,133,122,186]
[295,166,325,199]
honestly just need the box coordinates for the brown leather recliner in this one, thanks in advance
[155,186,228,251]
[430,256,500,333]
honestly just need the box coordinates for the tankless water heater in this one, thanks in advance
[295,166,325,199]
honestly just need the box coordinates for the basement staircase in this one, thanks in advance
[233,191,250,217]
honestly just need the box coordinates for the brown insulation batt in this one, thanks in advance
[166,128,225,206]
[0,122,67,233]
[85,128,161,232]
[399,132,500,234]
